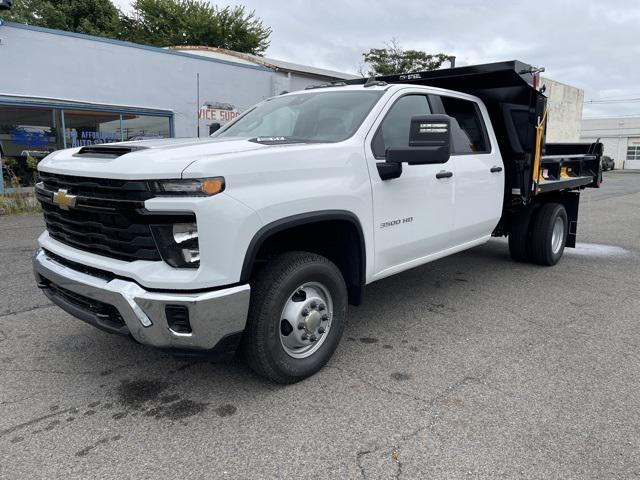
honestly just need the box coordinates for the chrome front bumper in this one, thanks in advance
[33,249,250,351]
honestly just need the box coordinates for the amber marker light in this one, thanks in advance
[201,177,225,196]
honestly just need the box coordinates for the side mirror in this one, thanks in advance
[385,115,451,165]
[209,123,221,135]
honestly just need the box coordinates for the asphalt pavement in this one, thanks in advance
[1,171,639,479]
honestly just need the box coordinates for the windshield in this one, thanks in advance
[215,90,383,143]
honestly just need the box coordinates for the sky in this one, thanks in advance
[112,0,640,118]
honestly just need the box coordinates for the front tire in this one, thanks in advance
[241,251,347,384]
[529,203,568,266]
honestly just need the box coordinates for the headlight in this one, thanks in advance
[149,177,225,196]
[151,222,200,268]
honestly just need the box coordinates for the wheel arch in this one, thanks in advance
[240,210,367,305]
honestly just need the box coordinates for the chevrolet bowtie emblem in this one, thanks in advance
[52,189,77,210]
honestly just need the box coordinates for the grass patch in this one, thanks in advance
[1,159,42,216]
[0,190,41,215]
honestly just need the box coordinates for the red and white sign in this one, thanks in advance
[198,103,240,124]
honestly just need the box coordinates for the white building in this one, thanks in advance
[581,117,640,169]
[541,77,584,143]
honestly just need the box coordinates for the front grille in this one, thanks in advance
[39,172,155,202]
[36,173,194,262]
[40,202,161,261]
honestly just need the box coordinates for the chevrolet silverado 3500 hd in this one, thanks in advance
[33,61,603,383]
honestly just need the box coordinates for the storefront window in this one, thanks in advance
[1,104,173,190]
[0,105,62,187]
[122,115,171,141]
[63,110,122,147]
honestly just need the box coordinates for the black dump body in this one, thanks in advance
[347,61,602,213]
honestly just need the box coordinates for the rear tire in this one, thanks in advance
[241,251,347,384]
[529,203,568,266]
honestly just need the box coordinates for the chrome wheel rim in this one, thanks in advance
[279,282,333,359]
[551,216,565,254]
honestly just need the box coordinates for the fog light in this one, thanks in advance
[173,223,198,244]
[182,248,200,264]
[150,219,200,268]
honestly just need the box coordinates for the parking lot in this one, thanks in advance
[1,171,639,479]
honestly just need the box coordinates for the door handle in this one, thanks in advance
[435,171,453,179]
[490,166,503,173]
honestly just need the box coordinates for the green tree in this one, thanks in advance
[1,0,120,38]
[362,39,452,76]
[120,0,271,55]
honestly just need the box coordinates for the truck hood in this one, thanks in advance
[37,137,270,179]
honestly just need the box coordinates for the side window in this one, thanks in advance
[429,95,489,154]
[372,95,430,158]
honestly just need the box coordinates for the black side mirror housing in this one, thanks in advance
[385,115,451,165]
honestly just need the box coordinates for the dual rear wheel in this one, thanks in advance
[509,202,569,266]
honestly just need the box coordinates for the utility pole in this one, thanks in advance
[196,73,200,138]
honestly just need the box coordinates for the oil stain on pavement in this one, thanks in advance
[110,378,236,422]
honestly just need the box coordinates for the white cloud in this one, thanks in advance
[111,0,132,12]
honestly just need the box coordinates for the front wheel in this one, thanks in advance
[241,251,347,384]
[529,203,568,266]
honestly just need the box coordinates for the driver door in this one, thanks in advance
[365,92,456,280]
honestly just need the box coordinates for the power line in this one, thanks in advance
[584,98,640,104]
[582,113,640,119]
[586,92,640,100]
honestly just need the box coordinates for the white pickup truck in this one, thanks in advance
[33,61,602,383]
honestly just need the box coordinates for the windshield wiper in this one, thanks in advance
[248,137,321,145]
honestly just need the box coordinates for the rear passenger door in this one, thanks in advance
[429,94,504,246]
